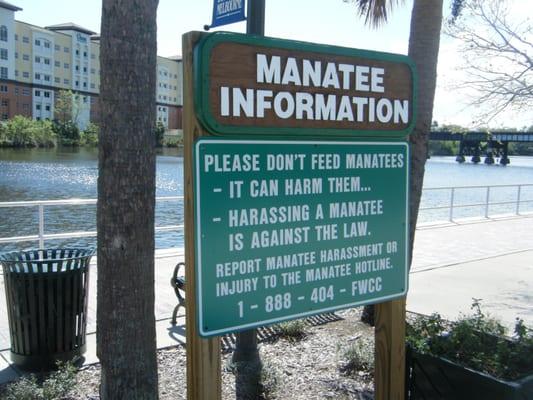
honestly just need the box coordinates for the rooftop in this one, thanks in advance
[0,1,22,12]
[45,22,97,36]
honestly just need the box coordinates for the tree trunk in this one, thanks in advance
[97,1,159,399]
[362,0,443,325]
[407,0,443,256]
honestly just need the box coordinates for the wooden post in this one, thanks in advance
[183,31,221,400]
[375,298,406,400]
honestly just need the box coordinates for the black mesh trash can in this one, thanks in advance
[0,248,95,371]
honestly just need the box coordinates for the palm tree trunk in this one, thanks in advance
[362,0,443,326]
[407,0,443,256]
[97,0,159,398]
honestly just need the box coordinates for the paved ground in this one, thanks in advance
[409,215,533,329]
[1,215,532,384]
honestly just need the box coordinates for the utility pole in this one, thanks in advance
[231,2,265,398]
[232,0,265,366]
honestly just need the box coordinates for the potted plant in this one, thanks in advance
[406,300,533,400]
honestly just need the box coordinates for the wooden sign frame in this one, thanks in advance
[184,31,407,400]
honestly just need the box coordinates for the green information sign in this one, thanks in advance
[195,139,408,337]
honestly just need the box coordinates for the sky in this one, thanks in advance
[10,0,533,129]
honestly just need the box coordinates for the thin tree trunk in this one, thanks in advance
[362,0,443,325]
[97,1,159,399]
[407,0,443,257]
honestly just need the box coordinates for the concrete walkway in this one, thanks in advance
[1,215,532,384]
[408,215,533,329]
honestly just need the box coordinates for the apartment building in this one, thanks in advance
[0,1,183,130]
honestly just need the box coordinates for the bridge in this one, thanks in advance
[429,131,533,165]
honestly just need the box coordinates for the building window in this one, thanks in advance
[36,104,41,110]
[14,70,18,77]
[44,92,50,98]
[0,85,7,93]
[83,82,87,88]
[0,48,7,60]
[22,54,29,61]
[14,87,18,95]
[44,41,50,49]
[91,53,95,59]
[75,65,79,71]
[2,99,9,107]
[22,103,29,111]
[54,77,60,83]
[83,67,87,73]
[75,80,79,87]
[75,49,79,55]
[22,88,30,96]
[90,83,95,89]
[54,61,60,67]
[0,67,7,79]
[55,44,60,51]
[14,52,18,59]
[90,68,95,74]
[35,39,41,46]
[44,58,50,65]
[45,105,50,111]
[14,34,18,41]
[64,47,69,53]
[44,75,50,82]
[64,78,69,84]
[64,63,69,68]
[35,90,41,96]
[22,36,29,43]
[2,113,8,120]
[35,56,41,63]
[22,71,29,78]
[0,26,7,42]
[35,73,41,80]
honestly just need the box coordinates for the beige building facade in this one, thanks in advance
[0,1,183,130]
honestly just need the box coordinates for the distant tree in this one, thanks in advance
[97,0,159,399]
[446,0,533,123]
[154,121,165,147]
[54,89,82,126]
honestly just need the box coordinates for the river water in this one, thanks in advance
[0,147,532,251]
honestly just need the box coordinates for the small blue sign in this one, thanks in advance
[209,0,246,29]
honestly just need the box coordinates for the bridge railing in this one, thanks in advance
[419,184,533,223]
[0,196,183,249]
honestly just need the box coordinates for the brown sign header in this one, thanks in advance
[196,32,417,137]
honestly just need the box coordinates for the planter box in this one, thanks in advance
[406,346,533,400]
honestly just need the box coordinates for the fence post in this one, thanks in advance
[484,186,490,218]
[38,204,44,248]
[516,185,522,215]
[449,188,455,222]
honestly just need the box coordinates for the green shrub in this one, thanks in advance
[33,120,56,147]
[259,360,279,399]
[3,361,76,400]
[163,135,183,148]
[81,122,99,146]
[53,121,80,146]
[338,337,374,377]
[407,300,533,380]
[276,319,307,341]
[155,121,165,147]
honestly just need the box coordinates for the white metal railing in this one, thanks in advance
[1,184,532,248]
[0,196,183,248]
[419,184,533,222]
